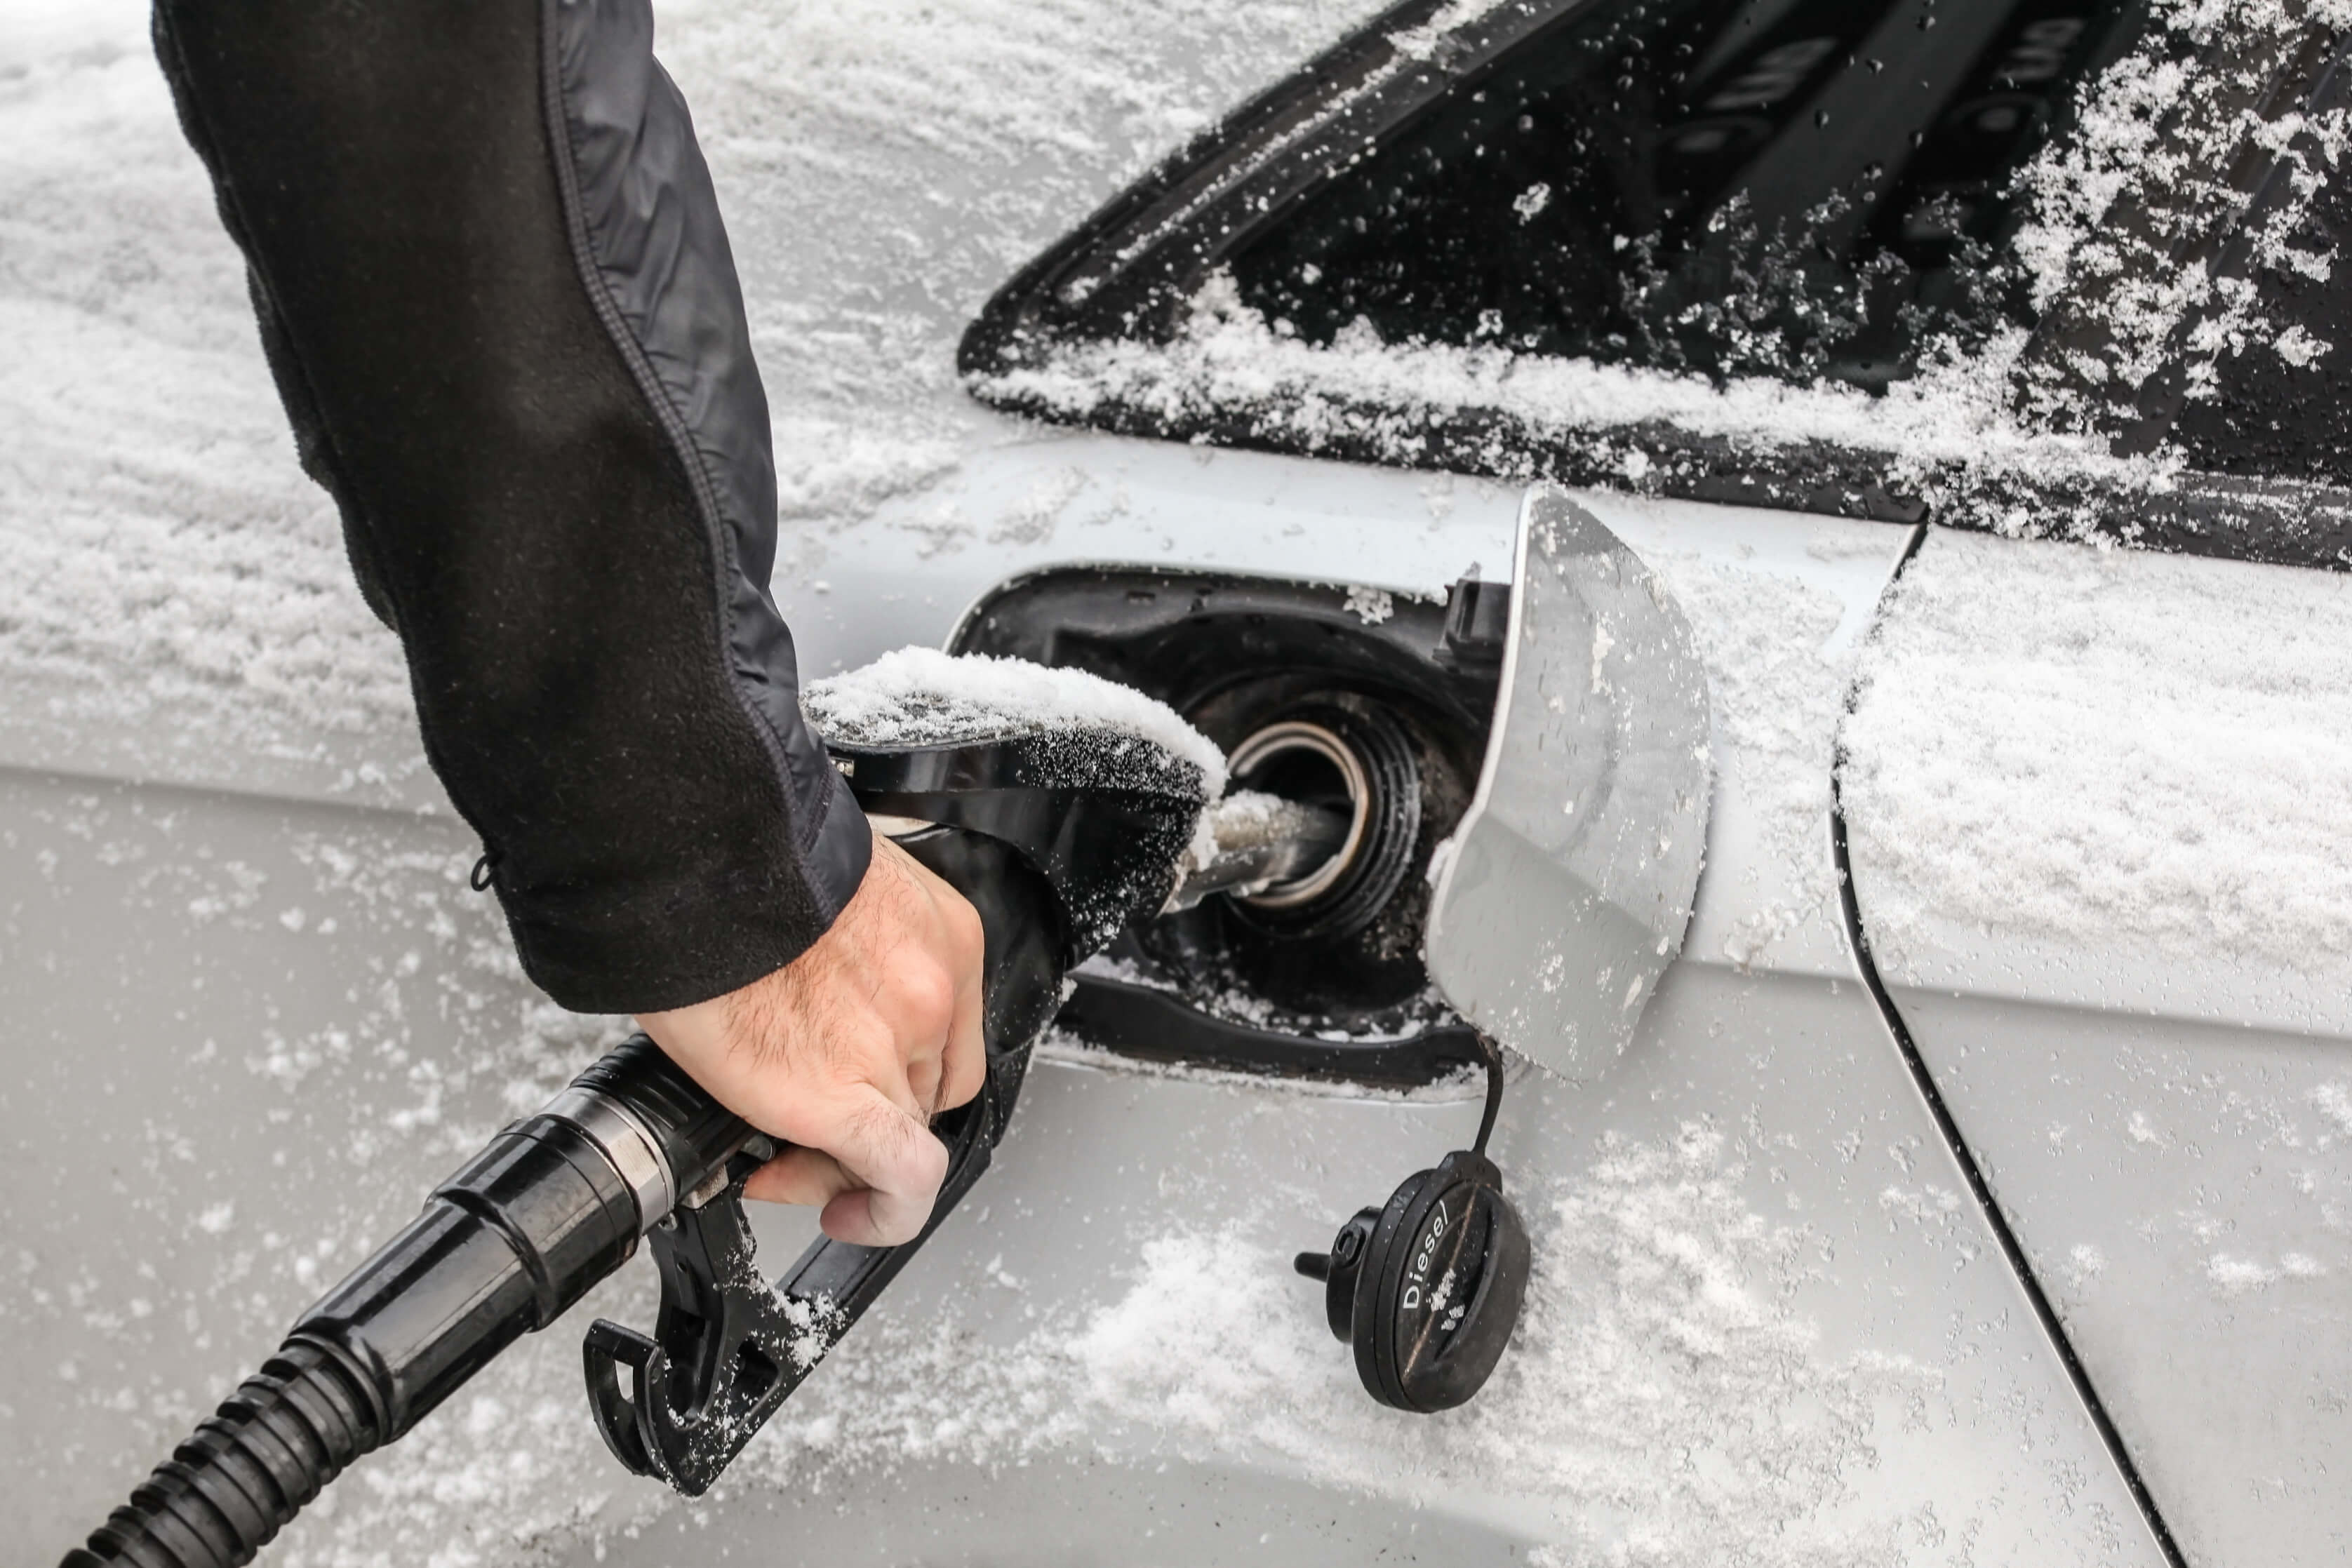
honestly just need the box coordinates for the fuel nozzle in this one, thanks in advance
[1167,702,1424,949]
[64,650,1225,1568]
[60,1037,751,1568]
[1166,789,1352,909]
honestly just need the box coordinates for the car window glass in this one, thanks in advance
[1226,0,2146,390]
[2170,166,2352,484]
[967,0,2352,561]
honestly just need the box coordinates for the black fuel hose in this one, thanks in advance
[62,1035,751,1568]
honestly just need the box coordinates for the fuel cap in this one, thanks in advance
[1297,1149,1530,1412]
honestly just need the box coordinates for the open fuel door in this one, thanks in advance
[1425,491,1711,1081]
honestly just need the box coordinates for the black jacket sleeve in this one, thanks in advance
[150,0,872,1014]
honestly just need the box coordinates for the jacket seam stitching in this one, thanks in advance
[534,0,831,869]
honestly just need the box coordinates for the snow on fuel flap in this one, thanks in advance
[10,1,2352,1567]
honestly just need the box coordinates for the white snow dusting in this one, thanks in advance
[1341,583,1396,624]
[1841,528,2352,977]
[805,645,1226,793]
[2012,0,2352,410]
[2204,1251,2328,1294]
[977,0,2352,540]
[0,4,411,755]
[211,1085,1928,1567]
[11,0,2350,784]
[15,1,2349,1556]
[711,1118,1930,1568]
[985,274,2127,500]
[1643,544,1856,967]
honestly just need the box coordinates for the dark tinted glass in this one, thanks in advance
[2169,149,2352,485]
[1229,0,2142,387]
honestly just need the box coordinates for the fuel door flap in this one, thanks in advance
[1426,492,1711,1081]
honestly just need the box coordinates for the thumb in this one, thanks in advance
[814,1085,951,1246]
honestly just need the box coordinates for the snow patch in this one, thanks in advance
[1841,529,2352,978]
[2065,1242,2108,1290]
[719,1118,1930,1568]
[2313,1081,2352,1137]
[2207,1253,2283,1294]
[2275,322,2332,368]
[1342,584,1395,624]
[805,645,1225,794]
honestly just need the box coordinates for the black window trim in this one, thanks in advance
[960,0,2352,575]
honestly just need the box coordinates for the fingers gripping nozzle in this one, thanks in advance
[583,826,1066,1494]
[582,720,1215,1494]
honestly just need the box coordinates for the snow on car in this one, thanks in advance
[7,1,2350,1564]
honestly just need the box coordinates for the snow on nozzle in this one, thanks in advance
[806,646,1223,962]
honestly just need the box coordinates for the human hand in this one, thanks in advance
[636,831,987,1247]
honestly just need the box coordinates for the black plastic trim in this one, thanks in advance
[1055,972,1488,1089]
[956,565,1499,1028]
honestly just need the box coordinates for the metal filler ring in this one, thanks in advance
[1227,719,1370,909]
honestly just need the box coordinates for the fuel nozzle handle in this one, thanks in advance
[61,821,1078,1568]
[60,1036,751,1568]
[290,1037,756,1439]
[65,712,1213,1568]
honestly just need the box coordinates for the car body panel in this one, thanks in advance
[1843,527,2352,1566]
[568,960,2163,1568]
[0,641,444,819]
[832,431,1918,984]
[13,0,2297,1560]
[0,768,2165,1566]
[1579,489,1914,984]
[8,441,2164,1562]
[786,431,1523,677]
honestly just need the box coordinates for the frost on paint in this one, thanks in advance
[8,768,2009,1568]
[0,5,413,768]
[719,1118,1935,1568]
[1641,545,1854,967]
[0,0,1388,773]
[1840,528,2352,978]
[120,1056,1936,1568]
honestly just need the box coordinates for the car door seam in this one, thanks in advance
[1829,522,2189,1568]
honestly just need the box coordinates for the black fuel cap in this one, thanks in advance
[1296,1149,1530,1412]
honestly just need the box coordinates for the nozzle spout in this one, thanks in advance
[1167,791,1351,910]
